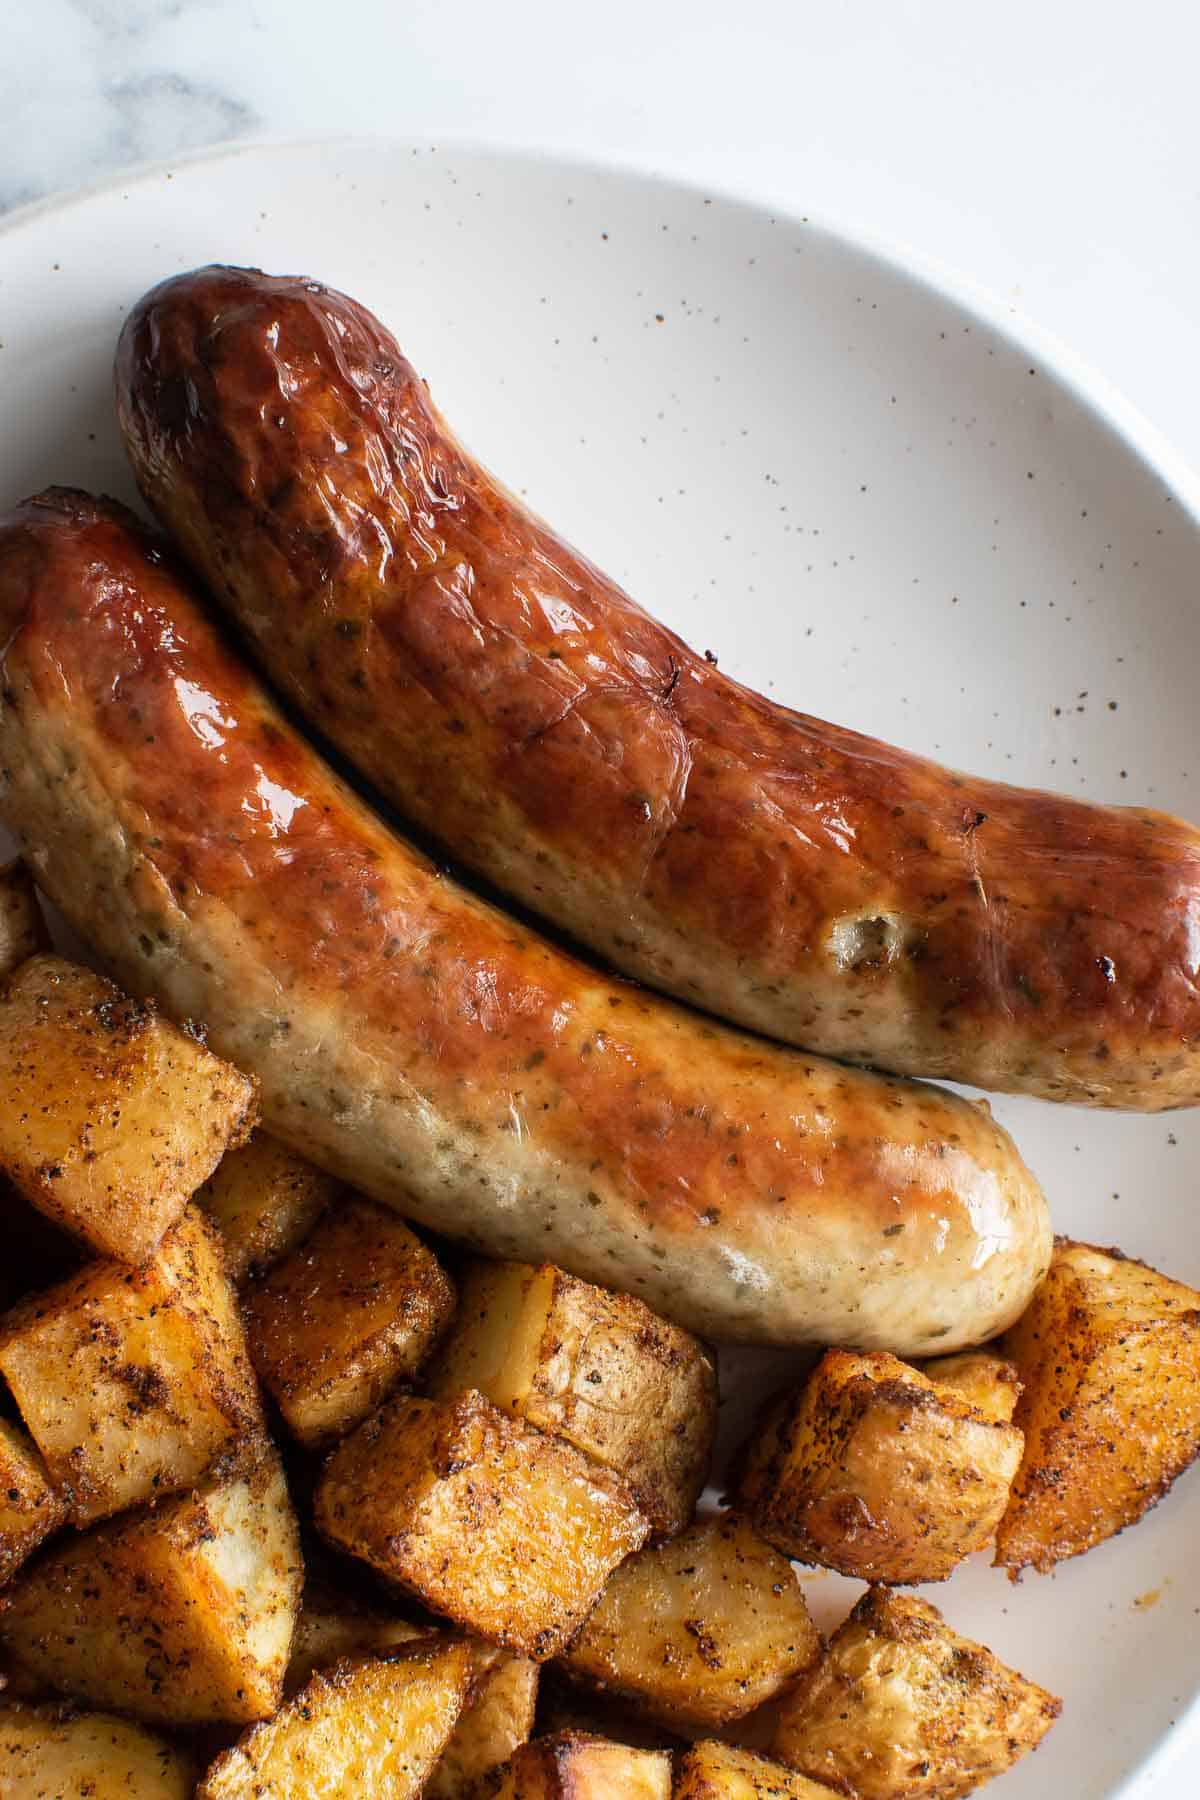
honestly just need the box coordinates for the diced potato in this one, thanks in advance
[315,1389,649,1659]
[479,1732,672,1800]
[0,956,257,1263]
[0,1446,302,1726]
[286,1586,430,1691]
[996,1238,1200,1576]
[197,1133,338,1283]
[735,1350,1023,1585]
[286,1583,536,1797]
[0,1699,195,1798]
[244,1196,455,1448]
[560,1512,820,1730]
[0,1420,64,1586]
[772,1587,1060,1799]
[427,1650,539,1799]
[198,1641,474,1800]
[431,1260,716,1538]
[0,862,47,984]
[0,1208,263,1525]
[916,1351,1022,1424]
[674,1741,836,1800]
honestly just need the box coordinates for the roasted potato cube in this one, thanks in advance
[0,862,47,984]
[0,1208,263,1525]
[286,1585,429,1691]
[916,1351,1021,1424]
[428,1650,539,1799]
[995,1238,1200,1576]
[772,1587,1060,1799]
[244,1196,455,1448]
[286,1584,536,1796]
[479,1732,672,1800]
[198,1640,474,1799]
[0,1699,195,1797]
[735,1350,1023,1585]
[674,1741,836,1800]
[560,1512,819,1730]
[431,1260,716,1537]
[316,1389,649,1658]
[0,956,257,1263]
[0,1420,64,1587]
[197,1132,337,1282]
[0,1446,302,1726]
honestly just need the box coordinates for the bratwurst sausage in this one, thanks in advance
[116,265,1200,1110]
[0,489,1049,1350]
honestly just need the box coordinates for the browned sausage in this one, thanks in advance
[0,489,1049,1351]
[115,265,1200,1110]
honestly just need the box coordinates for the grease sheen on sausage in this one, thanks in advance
[0,490,1049,1351]
[116,265,1200,1110]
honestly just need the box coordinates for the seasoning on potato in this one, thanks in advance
[0,1699,196,1799]
[0,1419,65,1588]
[772,1586,1060,1799]
[282,1579,538,1796]
[736,1349,1023,1584]
[996,1237,1200,1577]
[197,1642,475,1800]
[0,955,257,1263]
[915,1350,1022,1423]
[197,1131,338,1284]
[0,1207,263,1525]
[315,1389,650,1659]
[244,1195,455,1449]
[0,1445,301,1726]
[560,1512,820,1730]
[430,1259,716,1539]
[426,1648,539,1800]
[673,1739,841,1800]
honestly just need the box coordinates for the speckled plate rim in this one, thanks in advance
[5,124,1199,541]
[2,131,1199,1798]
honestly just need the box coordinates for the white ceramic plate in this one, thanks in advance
[1,138,1198,1797]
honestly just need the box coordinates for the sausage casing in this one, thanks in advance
[0,490,1049,1351]
[116,265,1200,1110]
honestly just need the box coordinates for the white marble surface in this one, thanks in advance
[3,0,1200,472]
